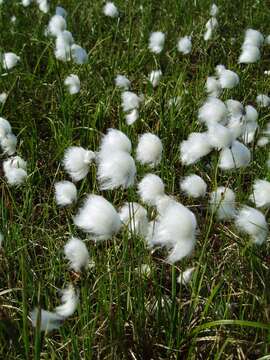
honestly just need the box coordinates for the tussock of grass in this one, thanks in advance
[0,0,270,359]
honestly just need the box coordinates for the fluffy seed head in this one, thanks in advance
[121,91,141,112]
[239,44,260,64]
[219,141,251,170]
[115,74,130,90]
[0,117,12,139]
[216,65,239,89]
[180,174,207,198]
[235,206,268,245]
[138,174,165,206]
[46,15,66,37]
[198,97,227,126]
[64,74,80,94]
[2,52,20,70]
[150,202,197,264]
[71,44,88,64]
[148,31,165,54]
[249,179,270,208]
[99,128,131,157]
[243,29,264,47]
[148,70,162,87]
[205,76,222,98]
[64,237,89,272]
[180,132,212,165]
[73,195,121,240]
[54,285,79,318]
[177,267,195,285]
[97,151,136,190]
[103,2,119,18]
[210,187,236,220]
[0,133,17,155]
[177,36,192,54]
[30,309,63,332]
[63,146,95,182]
[136,133,163,167]
[3,156,27,186]
[207,124,233,150]
[55,181,77,207]
[125,109,139,125]
[256,94,270,107]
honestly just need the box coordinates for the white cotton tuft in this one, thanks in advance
[103,2,119,18]
[73,195,121,240]
[150,202,197,264]
[63,146,95,182]
[226,99,243,119]
[56,31,73,46]
[71,44,88,64]
[210,187,236,220]
[177,267,195,285]
[64,74,80,94]
[138,174,165,206]
[30,309,63,332]
[136,133,163,167]
[198,97,227,126]
[46,15,66,37]
[219,141,250,170]
[55,6,67,18]
[235,206,268,245]
[119,202,148,237]
[55,31,74,62]
[243,29,264,47]
[205,76,222,98]
[0,92,7,104]
[2,53,20,70]
[204,17,218,41]
[215,65,239,89]
[115,75,130,90]
[64,237,89,272]
[99,128,131,157]
[0,133,17,155]
[148,70,162,87]
[239,44,260,64]
[3,156,27,186]
[0,117,12,138]
[97,151,136,190]
[180,132,212,165]
[5,155,27,169]
[125,109,139,125]
[121,91,141,112]
[156,195,176,216]
[207,124,233,149]
[249,179,270,208]
[148,31,165,54]
[180,174,207,198]
[37,0,49,13]
[241,105,258,144]
[210,3,218,17]
[256,94,270,107]
[177,36,192,55]
[55,181,77,207]
[21,0,31,6]
[54,285,79,318]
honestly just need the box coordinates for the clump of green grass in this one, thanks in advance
[0,0,270,359]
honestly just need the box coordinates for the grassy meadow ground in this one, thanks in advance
[0,0,270,359]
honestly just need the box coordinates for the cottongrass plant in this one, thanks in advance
[64,237,90,272]
[73,195,121,240]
